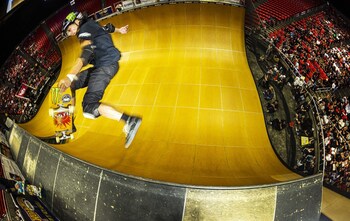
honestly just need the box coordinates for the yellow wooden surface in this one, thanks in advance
[20,4,300,186]
[322,187,350,221]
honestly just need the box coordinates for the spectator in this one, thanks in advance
[263,85,275,101]
[266,100,279,113]
[269,118,287,131]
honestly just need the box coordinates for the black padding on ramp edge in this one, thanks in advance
[95,170,186,221]
[15,131,29,169]
[52,155,102,220]
[34,146,60,207]
[319,213,332,221]
[22,138,41,181]
[8,122,323,221]
[275,175,323,221]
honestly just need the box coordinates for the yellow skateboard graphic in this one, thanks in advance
[49,83,75,143]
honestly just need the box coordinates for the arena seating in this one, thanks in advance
[46,10,69,38]
[22,27,61,70]
[75,0,102,16]
[260,7,350,193]
[255,0,323,22]
[268,10,349,90]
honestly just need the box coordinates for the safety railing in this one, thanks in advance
[245,0,326,176]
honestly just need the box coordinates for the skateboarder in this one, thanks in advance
[60,12,141,148]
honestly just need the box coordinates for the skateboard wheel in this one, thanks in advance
[68,105,75,114]
[55,136,60,143]
[49,108,54,117]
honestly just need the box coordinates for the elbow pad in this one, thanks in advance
[103,23,115,33]
[80,44,95,66]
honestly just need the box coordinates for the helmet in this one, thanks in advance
[62,12,82,36]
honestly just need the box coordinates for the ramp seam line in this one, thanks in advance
[273,186,277,220]
[181,188,188,221]
[51,154,62,210]
[93,170,103,221]
[23,137,30,178]
[32,142,42,184]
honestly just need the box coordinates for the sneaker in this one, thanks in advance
[123,116,142,148]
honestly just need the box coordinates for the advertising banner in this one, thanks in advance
[13,195,59,221]
[0,131,9,147]
[95,6,114,19]
[134,0,157,6]
[15,83,30,101]
[0,155,25,181]
[122,0,134,10]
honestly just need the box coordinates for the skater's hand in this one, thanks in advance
[58,77,71,93]
[117,25,128,34]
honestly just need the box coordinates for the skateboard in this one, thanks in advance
[15,181,42,198]
[49,83,75,143]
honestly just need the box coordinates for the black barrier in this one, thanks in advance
[7,122,323,220]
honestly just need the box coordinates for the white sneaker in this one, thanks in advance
[123,116,142,148]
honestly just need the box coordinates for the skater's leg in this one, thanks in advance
[81,64,124,120]
[81,65,142,147]
[98,104,123,121]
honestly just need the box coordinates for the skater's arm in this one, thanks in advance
[115,25,128,34]
[69,39,92,75]
[59,40,92,92]
[70,58,84,75]
[103,23,128,34]
[79,39,93,67]
[58,58,82,92]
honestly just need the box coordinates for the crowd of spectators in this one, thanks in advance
[22,33,61,70]
[0,84,38,120]
[257,54,317,174]
[321,95,350,192]
[268,9,350,91]
[1,52,48,90]
[257,6,350,192]
[257,62,289,132]
[0,28,60,122]
[293,98,317,175]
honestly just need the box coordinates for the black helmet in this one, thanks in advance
[62,12,82,37]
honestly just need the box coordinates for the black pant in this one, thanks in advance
[71,63,119,117]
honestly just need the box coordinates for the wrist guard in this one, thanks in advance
[67,74,78,82]
[103,23,115,33]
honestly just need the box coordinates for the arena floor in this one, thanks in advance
[20,3,301,186]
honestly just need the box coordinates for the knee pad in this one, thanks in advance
[82,103,100,119]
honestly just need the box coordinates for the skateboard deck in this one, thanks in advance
[49,83,75,143]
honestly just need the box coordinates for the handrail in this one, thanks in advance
[254,31,326,176]
[56,0,245,42]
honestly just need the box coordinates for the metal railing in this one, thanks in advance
[245,0,326,176]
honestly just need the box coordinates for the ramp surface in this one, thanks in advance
[20,3,300,186]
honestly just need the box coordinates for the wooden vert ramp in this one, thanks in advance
[20,3,300,186]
